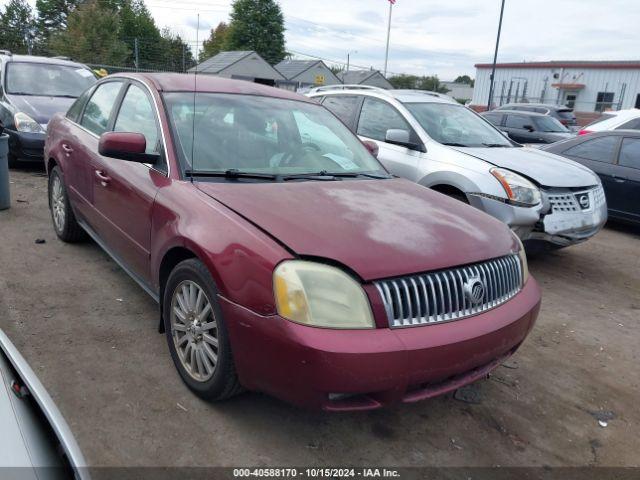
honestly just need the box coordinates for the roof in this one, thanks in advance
[338,70,386,84]
[112,72,311,103]
[497,103,573,111]
[485,109,548,117]
[274,60,322,79]
[190,50,254,74]
[475,60,640,70]
[312,87,457,105]
[0,54,88,68]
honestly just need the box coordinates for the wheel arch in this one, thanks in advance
[157,246,199,333]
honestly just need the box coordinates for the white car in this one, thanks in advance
[580,109,640,135]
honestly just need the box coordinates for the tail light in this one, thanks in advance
[578,129,592,136]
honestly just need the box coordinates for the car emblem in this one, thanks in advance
[577,193,590,210]
[464,276,486,305]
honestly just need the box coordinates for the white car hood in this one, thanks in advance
[452,146,599,188]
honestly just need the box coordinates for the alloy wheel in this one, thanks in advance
[170,280,219,382]
[51,175,66,233]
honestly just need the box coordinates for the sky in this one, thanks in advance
[5,0,640,80]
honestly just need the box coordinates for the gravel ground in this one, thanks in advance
[1,166,639,469]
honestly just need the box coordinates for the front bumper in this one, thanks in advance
[468,194,541,240]
[221,278,541,410]
[5,128,45,161]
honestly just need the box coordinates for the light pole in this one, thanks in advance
[346,51,357,72]
[487,0,506,110]
[384,0,394,77]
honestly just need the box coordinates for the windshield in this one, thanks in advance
[404,102,512,147]
[164,93,385,177]
[5,62,97,97]
[533,116,569,132]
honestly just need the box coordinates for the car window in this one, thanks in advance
[322,95,360,128]
[533,116,568,132]
[114,84,160,155]
[617,118,640,130]
[563,136,618,163]
[619,138,640,169]
[5,62,96,97]
[357,97,412,142]
[483,113,504,126]
[66,87,94,123]
[80,82,123,136]
[534,107,548,114]
[505,115,531,129]
[557,109,575,119]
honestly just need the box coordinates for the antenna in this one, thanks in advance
[189,13,200,183]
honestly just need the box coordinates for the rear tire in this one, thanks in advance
[48,166,86,242]
[163,259,243,401]
[7,153,18,169]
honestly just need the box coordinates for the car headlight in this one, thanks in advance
[14,112,45,133]
[491,168,541,206]
[273,260,375,329]
[513,234,530,284]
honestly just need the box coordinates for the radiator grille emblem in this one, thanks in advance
[464,276,486,305]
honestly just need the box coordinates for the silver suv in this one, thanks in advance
[308,86,607,251]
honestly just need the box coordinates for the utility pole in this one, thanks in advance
[487,0,506,110]
[134,38,139,71]
[383,0,394,77]
[182,44,186,72]
[346,51,357,73]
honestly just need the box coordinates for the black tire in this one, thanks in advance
[163,259,243,401]
[48,166,87,242]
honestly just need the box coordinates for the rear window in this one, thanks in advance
[617,118,640,130]
[557,109,575,119]
[585,113,616,128]
[563,136,618,163]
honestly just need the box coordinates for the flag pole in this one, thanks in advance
[384,1,393,77]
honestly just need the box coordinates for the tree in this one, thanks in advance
[199,22,228,62]
[0,0,35,54]
[50,0,130,65]
[418,75,449,93]
[160,28,195,72]
[35,0,81,47]
[223,0,286,65]
[119,0,163,69]
[454,75,474,87]
[388,74,420,89]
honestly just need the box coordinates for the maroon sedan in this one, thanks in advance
[44,73,541,410]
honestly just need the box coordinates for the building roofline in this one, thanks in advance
[475,61,640,70]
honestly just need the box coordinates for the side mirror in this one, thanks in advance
[385,129,425,152]
[362,140,379,158]
[523,124,535,132]
[98,132,160,163]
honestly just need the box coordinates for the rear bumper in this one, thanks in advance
[5,128,45,161]
[222,278,541,410]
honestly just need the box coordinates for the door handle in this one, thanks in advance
[612,175,626,183]
[61,144,74,156]
[95,170,111,187]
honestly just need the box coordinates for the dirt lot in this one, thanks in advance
[1,166,639,469]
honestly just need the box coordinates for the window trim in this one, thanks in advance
[617,136,640,170]
[321,93,364,131]
[78,79,125,137]
[563,135,621,164]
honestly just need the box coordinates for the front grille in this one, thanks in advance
[547,186,605,213]
[374,255,523,328]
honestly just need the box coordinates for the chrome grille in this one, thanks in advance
[547,186,605,213]
[375,255,523,328]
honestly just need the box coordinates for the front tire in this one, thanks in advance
[163,259,243,401]
[48,166,86,242]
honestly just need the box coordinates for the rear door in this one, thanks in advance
[90,81,166,283]
[355,96,423,180]
[559,135,621,210]
[612,137,640,222]
[72,80,125,228]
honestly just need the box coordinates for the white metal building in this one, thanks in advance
[472,60,640,114]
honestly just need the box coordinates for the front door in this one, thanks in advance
[91,82,165,283]
[355,96,423,180]
[611,137,640,222]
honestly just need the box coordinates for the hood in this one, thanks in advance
[5,94,75,126]
[452,146,599,188]
[197,179,516,281]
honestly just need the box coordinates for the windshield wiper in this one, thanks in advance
[441,142,470,147]
[482,143,511,148]
[282,171,391,181]
[184,169,279,180]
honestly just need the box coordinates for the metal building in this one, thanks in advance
[274,60,341,89]
[189,51,285,86]
[472,60,640,116]
[338,69,394,89]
